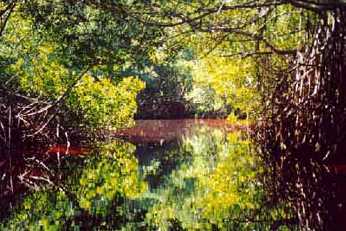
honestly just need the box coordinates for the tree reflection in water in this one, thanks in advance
[4,120,338,230]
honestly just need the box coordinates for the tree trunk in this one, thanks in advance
[258,7,346,230]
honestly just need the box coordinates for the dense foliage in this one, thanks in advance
[1,0,346,230]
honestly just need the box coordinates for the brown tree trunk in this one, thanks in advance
[258,7,346,230]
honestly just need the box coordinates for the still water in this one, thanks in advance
[0,119,329,230]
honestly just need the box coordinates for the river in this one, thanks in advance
[0,119,345,230]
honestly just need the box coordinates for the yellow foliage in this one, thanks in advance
[191,56,260,118]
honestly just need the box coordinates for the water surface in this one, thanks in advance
[113,119,246,144]
[0,119,314,230]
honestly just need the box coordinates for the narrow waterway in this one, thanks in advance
[1,119,273,230]
[1,120,345,230]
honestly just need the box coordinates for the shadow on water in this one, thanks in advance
[0,119,345,230]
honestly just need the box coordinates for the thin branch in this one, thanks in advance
[287,0,346,12]
[28,65,92,138]
[221,51,274,58]
[0,1,17,36]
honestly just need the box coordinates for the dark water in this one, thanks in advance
[0,119,344,230]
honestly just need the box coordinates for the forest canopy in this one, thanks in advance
[1,0,346,230]
[0,0,345,145]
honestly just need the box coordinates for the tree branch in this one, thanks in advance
[0,1,17,36]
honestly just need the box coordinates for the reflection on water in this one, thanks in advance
[1,119,342,230]
[113,119,246,144]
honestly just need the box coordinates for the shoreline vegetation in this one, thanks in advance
[1,1,346,230]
